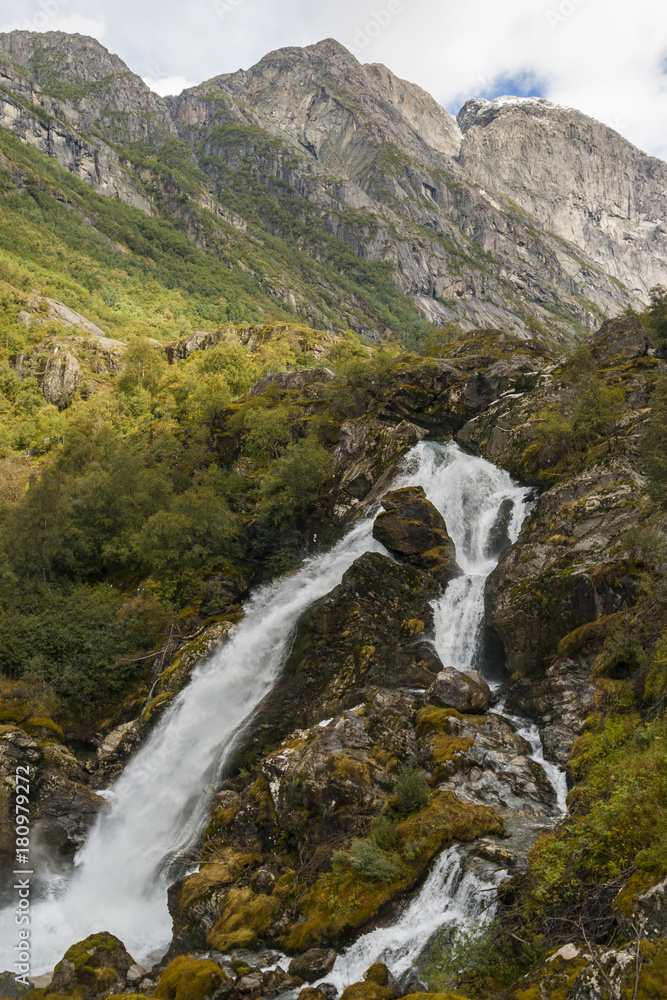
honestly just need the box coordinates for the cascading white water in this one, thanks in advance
[325,846,505,991]
[327,444,566,989]
[0,441,563,981]
[398,443,531,679]
[0,518,387,975]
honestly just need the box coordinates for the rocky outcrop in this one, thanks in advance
[424,668,490,714]
[230,551,444,767]
[373,485,459,584]
[47,932,136,999]
[508,937,667,1000]
[0,52,152,212]
[288,948,336,982]
[457,96,667,300]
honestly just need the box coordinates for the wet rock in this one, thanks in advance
[0,730,43,863]
[484,496,515,560]
[504,656,596,765]
[424,668,490,714]
[33,771,108,855]
[96,719,143,782]
[419,710,557,819]
[288,947,336,982]
[233,551,442,762]
[373,485,459,584]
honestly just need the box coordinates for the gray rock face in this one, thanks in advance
[424,667,491,714]
[457,96,667,299]
[0,52,152,211]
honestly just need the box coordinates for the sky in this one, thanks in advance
[1,0,667,160]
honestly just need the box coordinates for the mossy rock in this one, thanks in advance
[47,932,133,999]
[155,957,229,1000]
[0,699,31,724]
[283,791,503,950]
[403,994,473,1000]
[206,886,281,951]
[21,716,64,739]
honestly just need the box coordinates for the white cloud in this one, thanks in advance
[0,0,665,160]
[0,12,106,37]
[142,74,196,96]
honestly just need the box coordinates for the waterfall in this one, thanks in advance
[327,445,565,989]
[324,846,505,990]
[0,518,387,974]
[0,441,562,980]
[397,443,531,680]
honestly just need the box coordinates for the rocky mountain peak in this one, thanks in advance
[0,30,175,143]
[457,93,667,298]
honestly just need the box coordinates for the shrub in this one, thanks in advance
[371,815,397,850]
[348,838,399,882]
[393,764,430,816]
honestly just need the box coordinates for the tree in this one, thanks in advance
[642,286,667,350]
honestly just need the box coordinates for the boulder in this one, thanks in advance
[424,668,490,714]
[288,948,336,982]
[49,932,134,998]
[373,486,459,584]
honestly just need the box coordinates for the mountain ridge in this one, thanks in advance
[0,29,665,346]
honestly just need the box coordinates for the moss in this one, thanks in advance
[613,869,660,919]
[283,791,503,950]
[177,847,260,913]
[21,715,64,738]
[339,984,395,1000]
[141,692,173,725]
[56,933,121,988]
[416,706,485,737]
[155,957,228,1000]
[557,612,626,659]
[402,994,473,1000]
[206,886,281,951]
[0,698,31,723]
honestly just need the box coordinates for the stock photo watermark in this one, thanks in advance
[16,0,70,32]
[213,0,247,21]
[546,0,586,29]
[349,1,404,56]
[13,765,32,986]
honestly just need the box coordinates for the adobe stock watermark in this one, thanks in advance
[546,0,586,30]
[17,0,70,32]
[349,1,404,57]
[213,0,247,21]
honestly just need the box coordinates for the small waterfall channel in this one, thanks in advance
[327,444,567,990]
[0,442,566,980]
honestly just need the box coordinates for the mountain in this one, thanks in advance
[1,32,666,346]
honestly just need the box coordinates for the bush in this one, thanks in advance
[348,838,399,882]
[393,765,430,816]
[371,815,397,850]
